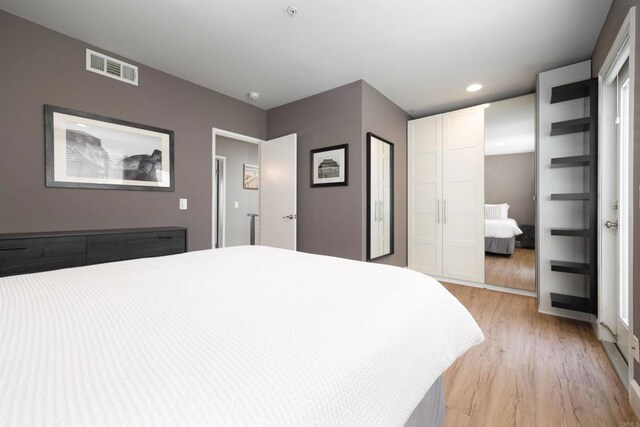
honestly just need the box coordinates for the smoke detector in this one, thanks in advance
[248,91,260,100]
[286,6,298,16]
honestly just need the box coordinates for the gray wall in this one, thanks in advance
[485,153,536,225]
[216,137,259,247]
[0,10,266,251]
[592,0,640,382]
[361,82,410,267]
[267,81,365,261]
[266,80,409,266]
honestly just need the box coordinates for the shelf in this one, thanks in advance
[550,118,591,136]
[550,228,590,237]
[550,155,590,168]
[550,79,594,104]
[550,293,595,314]
[550,260,590,275]
[550,193,590,201]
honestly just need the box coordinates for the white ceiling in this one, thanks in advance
[485,94,535,156]
[0,0,611,115]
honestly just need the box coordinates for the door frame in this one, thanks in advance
[211,128,264,249]
[597,6,636,389]
[215,156,227,248]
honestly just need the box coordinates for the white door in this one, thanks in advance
[614,60,631,360]
[442,107,485,283]
[408,115,443,276]
[259,134,297,250]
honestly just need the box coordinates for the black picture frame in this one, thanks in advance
[366,132,394,261]
[44,105,175,191]
[310,143,349,187]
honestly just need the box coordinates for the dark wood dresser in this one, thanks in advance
[0,227,187,277]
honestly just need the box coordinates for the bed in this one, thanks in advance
[485,218,523,255]
[484,203,523,255]
[0,246,483,426]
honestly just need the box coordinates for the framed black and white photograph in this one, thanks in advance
[310,144,348,187]
[45,105,175,191]
[243,163,259,190]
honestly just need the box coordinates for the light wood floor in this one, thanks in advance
[443,283,637,426]
[485,248,536,292]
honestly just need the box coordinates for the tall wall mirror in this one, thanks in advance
[367,133,394,261]
[484,94,536,291]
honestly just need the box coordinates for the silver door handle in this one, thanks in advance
[283,214,297,220]
[443,199,447,225]
[437,198,440,224]
[605,220,618,229]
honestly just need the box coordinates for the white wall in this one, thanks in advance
[537,60,591,320]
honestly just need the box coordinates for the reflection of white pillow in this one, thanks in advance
[485,203,509,219]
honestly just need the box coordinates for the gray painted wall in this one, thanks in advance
[266,81,365,261]
[361,82,410,267]
[216,137,259,247]
[0,10,266,252]
[485,153,535,225]
[592,0,640,381]
[266,80,409,266]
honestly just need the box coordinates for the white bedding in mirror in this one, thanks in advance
[0,246,483,426]
[485,218,523,238]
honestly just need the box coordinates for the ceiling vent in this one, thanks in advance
[86,49,138,86]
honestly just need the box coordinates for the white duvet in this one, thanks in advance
[0,246,483,427]
[485,218,523,239]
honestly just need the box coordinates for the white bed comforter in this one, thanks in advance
[485,218,523,239]
[0,246,483,427]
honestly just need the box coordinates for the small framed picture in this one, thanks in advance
[243,163,259,190]
[310,144,348,187]
[44,105,174,191]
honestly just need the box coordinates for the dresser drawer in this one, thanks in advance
[0,236,87,277]
[87,230,186,265]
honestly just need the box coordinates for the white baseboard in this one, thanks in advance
[630,379,640,420]
[430,275,537,298]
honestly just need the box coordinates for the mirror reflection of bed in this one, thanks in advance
[484,94,536,292]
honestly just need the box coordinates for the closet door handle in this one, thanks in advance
[444,200,447,225]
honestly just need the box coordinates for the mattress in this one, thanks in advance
[485,218,523,238]
[0,246,483,426]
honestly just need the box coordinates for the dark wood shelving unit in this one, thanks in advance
[550,117,591,136]
[550,228,589,237]
[550,293,595,314]
[550,193,590,201]
[550,155,590,168]
[550,79,592,104]
[550,260,590,275]
[548,77,598,315]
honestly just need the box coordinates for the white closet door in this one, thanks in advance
[408,115,443,276]
[442,107,485,282]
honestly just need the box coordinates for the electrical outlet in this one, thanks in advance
[234,201,239,209]
[633,336,639,363]
[179,199,188,210]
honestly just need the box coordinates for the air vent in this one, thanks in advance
[86,49,138,86]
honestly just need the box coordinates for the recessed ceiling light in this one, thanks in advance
[466,83,483,92]
[248,91,260,100]
[496,142,505,146]
[76,123,88,128]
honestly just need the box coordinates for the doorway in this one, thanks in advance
[211,128,298,251]
[598,7,635,386]
[214,156,226,248]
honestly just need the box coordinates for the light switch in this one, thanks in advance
[179,198,188,210]
[234,201,239,209]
